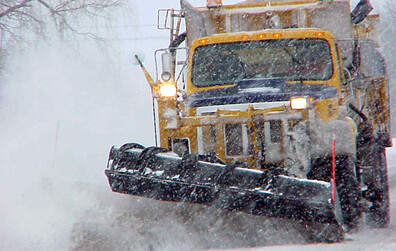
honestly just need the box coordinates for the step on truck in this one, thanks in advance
[105,0,392,242]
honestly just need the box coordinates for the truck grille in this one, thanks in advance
[270,120,282,143]
[225,124,244,156]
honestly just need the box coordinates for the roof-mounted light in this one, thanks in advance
[273,33,282,38]
[257,34,266,39]
[199,39,207,45]
[207,0,222,9]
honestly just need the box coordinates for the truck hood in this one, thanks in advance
[185,78,338,107]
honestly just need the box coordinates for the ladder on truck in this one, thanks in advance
[157,9,184,45]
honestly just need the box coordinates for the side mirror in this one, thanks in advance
[161,52,174,81]
[351,0,373,25]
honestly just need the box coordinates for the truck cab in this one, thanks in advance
[158,28,353,177]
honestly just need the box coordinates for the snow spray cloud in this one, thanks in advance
[0,38,155,250]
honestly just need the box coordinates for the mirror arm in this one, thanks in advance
[135,54,155,88]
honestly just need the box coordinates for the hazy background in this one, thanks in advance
[0,0,394,250]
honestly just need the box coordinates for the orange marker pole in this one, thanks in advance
[331,132,336,204]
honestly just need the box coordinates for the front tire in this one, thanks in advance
[364,148,390,228]
[308,155,361,231]
[336,156,361,231]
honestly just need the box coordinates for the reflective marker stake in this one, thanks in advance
[331,132,336,204]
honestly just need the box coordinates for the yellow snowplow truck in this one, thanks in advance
[105,0,391,242]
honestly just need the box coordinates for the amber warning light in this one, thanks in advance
[199,39,207,45]
[207,0,222,8]
[273,33,282,38]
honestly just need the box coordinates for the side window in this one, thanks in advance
[359,40,386,77]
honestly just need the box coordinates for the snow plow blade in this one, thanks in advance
[105,145,344,239]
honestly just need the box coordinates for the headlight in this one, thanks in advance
[159,82,177,97]
[290,97,313,110]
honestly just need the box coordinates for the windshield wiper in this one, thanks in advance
[281,47,302,65]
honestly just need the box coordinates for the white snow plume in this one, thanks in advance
[68,192,310,251]
[0,40,154,250]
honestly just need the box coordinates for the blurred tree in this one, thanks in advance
[0,0,119,45]
[0,0,119,71]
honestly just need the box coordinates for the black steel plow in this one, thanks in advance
[105,144,345,242]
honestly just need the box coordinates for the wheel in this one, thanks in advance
[308,155,361,232]
[364,148,390,228]
[335,156,361,231]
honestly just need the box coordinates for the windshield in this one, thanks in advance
[191,38,333,87]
